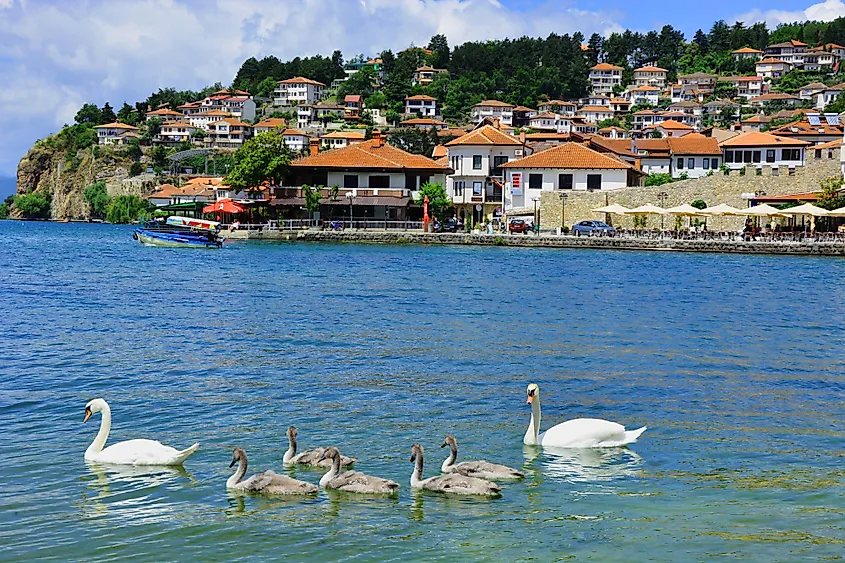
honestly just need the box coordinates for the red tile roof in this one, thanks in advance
[279,76,326,86]
[666,134,722,155]
[292,138,450,171]
[445,125,521,146]
[501,142,632,169]
[591,63,623,71]
[720,131,811,147]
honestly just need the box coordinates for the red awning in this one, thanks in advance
[203,199,246,214]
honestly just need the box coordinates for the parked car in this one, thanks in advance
[509,219,530,234]
[571,220,615,237]
[436,218,459,233]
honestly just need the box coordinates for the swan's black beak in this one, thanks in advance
[440,442,447,448]
[410,454,416,463]
[229,458,237,468]
[84,407,92,423]
[318,453,326,462]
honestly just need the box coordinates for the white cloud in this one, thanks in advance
[0,0,624,176]
[736,0,845,28]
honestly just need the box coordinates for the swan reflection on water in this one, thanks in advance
[523,446,644,483]
[79,462,194,521]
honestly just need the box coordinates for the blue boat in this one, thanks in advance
[133,216,223,248]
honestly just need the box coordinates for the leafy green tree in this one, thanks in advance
[75,104,102,125]
[359,110,374,126]
[387,128,438,156]
[106,195,150,224]
[255,76,278,100]
[129,162,143,177]
[815,176,845,210]
[649,129,664,138]
[100,102,117,124]
[151,145,168,170]
[691,200,707,210]
[225,129,292,190]
[0,195,15,219]
[597,118,623,129]
[414,182,451,220]
[14,191,51,218]
[145,117,163,142]
[83,181,111,218]
[427,34,450,69]
[644,173,675,187]
[364,91,387,109]
[337,67,377,99]
[302,184,322,222]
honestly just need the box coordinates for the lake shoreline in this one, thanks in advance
[223,229,845,256]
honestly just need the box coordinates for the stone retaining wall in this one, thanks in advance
[538,151,842,232]
[222,229,845,256]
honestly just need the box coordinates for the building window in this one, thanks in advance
[782,148,801,161]
[472,181,483,195]
[454,181,464,196]
[528,174,543,190]
[558,174,573,190]
[711,158,719,169]
[687,158,695,169]
[369,175,390,189]
[725,150,734,163]
[343,175,358,189]
[492,155,509,176]
[587,174,602,191]
[703,159,710,170]
[677,158,684,169]
[815,149,822,159]
[766,150,775,163]
[472,155,482,169]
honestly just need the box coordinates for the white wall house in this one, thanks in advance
[632,65,667,88]
[589,63,623,95]
[756,58,792,80]
[94,122,139,145]
[667,135,722,179]
[721,132,809,170]
[764,40,807,67]
[205,119,253,149]
[273,76,326,106]
[189,110,231,131]
[679,73,717,95]
[470,100,514,125]
[320,131,366,149]
[146,108,183,121]
[803,51,836,71]
[501,143,634,217]
[404,95,439,118]
[412,66,447,86]
[159,121,196,143]
[816,84,845,110]
[627,86,660,106]
[718,76,764,100]
[281,129,310,153]
[537,100,577,116]
[576,105,615,124]
[731,47,763,60]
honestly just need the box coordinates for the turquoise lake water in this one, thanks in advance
[1,221,843,562]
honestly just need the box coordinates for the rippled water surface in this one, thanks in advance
[1,221,844,562]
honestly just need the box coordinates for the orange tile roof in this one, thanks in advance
[405,94,437,101]
[720,131,811,147]
[512,105,536,112]
[742,115,772,123]
[732,47,763,54]
[666,134,722,155]
[751,93,800,102]
[185,176,224,186]
[147,108,182,116]
[630,86,660,92]
[201,110,232,117]
[281,128,308,136]
[94,122,138,130]
[279,76,326,86]
[532,112,558,119]
[634,65,668,72]
[578,105,614,112]
[445,124,522,146]
[321,131,366,139]
[432,145,447,158]
[634,139,670,153]
[210,118,252,127]
[591,63,623,71]
[657,120,693,130]
[212,89,250,96]
[757,57,790,65]
[254,118,287,129]
[587,136,635,157]
[524,132,573,141]
[770,120,843,135]
[813,139,843,150]
[501,142,632,170]
[292,138,450,171]
[161,121,195,129]
[472,99,514,108]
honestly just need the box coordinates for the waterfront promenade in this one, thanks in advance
[222,228,845,256]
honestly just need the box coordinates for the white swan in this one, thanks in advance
[440,434,525,480]
[227,447,318,495]
[523,383,646,448]
[283,426,356,468]
[318,446,399,494]
[83,398,199,465]
[410,443,501,496]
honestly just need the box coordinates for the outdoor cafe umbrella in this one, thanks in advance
[626,204,666,215]
[663,204,702,216]
[592,204,631,214]
[824,206,845,217]
[698,203,742,216]
[778,202,828,232]
[743,204,787,217]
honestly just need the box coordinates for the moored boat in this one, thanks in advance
[133,216,223,248]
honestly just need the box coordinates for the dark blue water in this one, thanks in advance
[1,221,843,562]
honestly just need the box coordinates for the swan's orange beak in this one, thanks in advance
[526,395,534,404]
[84,408,92,423]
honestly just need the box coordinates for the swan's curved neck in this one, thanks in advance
[524,397,541,445]
[283,435,296,463]
[86,403,112,458]
[440,444,457,472]
[320,455,341,487]
[227,456,247,488]
[411,453,424,487]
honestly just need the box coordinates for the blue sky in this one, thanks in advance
[0,0,842,179]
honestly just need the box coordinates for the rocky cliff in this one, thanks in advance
[16,141,156,220]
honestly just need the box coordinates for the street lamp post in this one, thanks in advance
[345,192,356,228]
[559,192,568,235]
[657,191,668,230]
[532,197,540,234]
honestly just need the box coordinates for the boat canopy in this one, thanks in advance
[166,216,220,230]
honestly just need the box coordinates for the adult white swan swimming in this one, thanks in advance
[83,398,199,465]
[523,383,646,448]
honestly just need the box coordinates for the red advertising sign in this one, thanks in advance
[511,172,522,195]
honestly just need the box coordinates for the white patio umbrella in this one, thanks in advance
[824,206,845,217]
[592,204,631,214]
[663,204,703,216]
[779,203,828,232]
[743,204,787,217]
[626,204,666,214]
[698,203,742,216]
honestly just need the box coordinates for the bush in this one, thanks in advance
[84,182,111,218]
[129,162,143,177]
[493,236,505,246]
[0,195,14,219]
[14,191,51,218]
[106,195,150,224]
[644,173,674,187]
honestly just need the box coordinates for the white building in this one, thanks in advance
[764,40,807,67]
[537,100,576,116]
[146,108,183,122]
[589,63,623,95]
[632,65,668,88]
[273,76,326,106]
[718,76,764,100]
[576,105,615,124]
[803,50,836,71]
[627,86,660,106]
[720,131,809,170]
[199,90,257,121]
[320,131,366,149]
[189,110,231,131]
[731,47,764,61]
[444,124,524,221]
[756,58,793,80]
[93,122,139,145]
[404,95,439,118]
[158,121,197,144]
[666,135,722,178]
[470,100,514,126]
[205,118,253,149]
[411,66,447,86]
[815,84,845,110]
